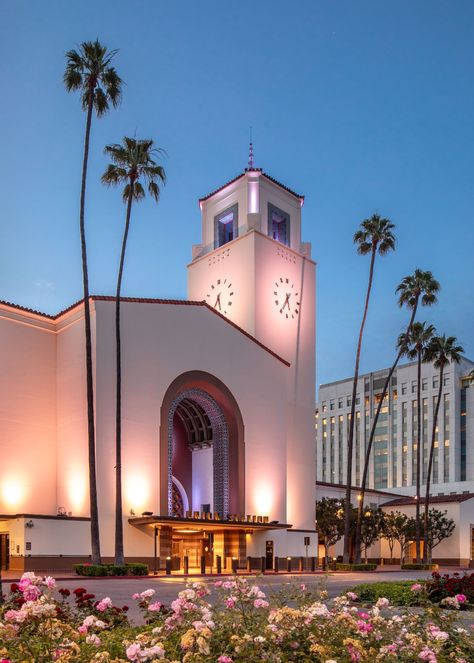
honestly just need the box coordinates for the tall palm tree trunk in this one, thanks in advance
[415,349,422,563]
[354,304,418,563]
[115,190,134,566]
[423,365,444,564]
[343,247,376,563]
[81,93,101,565]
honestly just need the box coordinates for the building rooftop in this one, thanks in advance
[0,296,290,366]
[382,493,474,507]
[198,169,304,204]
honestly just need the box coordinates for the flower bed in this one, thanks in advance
[0,572,473,662]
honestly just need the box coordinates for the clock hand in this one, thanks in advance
[283,293,291,310]
[214,293,221,310]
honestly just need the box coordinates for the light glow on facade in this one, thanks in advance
[2,479,24,507]
[125,474,151,511]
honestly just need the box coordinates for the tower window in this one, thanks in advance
[214,204,238,248]
[268,203,290,246]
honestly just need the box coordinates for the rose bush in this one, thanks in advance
[0,573,473,662]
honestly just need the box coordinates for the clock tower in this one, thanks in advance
[187,164,316,535]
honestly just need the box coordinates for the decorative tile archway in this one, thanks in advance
[167,388,229,517]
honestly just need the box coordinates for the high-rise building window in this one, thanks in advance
[330,417,335,481]
[433,376,439,389]
[422,378,428,391]
[402,383,407,395]
[444,393,450,482]
[321,401,327,413]
[402,401,408,486]
[412,381,418,394]
[374,404,389,489]
[433,395,439,484]
[392,401,398,486]
[443,375,450,387]
[422,398,428,482]
[338,415,344,483]
[338,397,343,409]
[330,399,335,411]
[412,399,418,485]
[322,418,327,479]
[461,387,467,481]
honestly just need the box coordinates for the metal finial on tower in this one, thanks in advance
[248,126,254,169]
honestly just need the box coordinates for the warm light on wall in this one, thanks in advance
[253,484,273,516]
[68,473,87,511]
[2,480,24,507]
[125,475,150,511]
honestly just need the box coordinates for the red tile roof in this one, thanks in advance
[316,481,404,498]
[0,296,290,367]
[198,170,304,203]
[382,493,474,507]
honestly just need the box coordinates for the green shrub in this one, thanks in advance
[347,580,425,606]
[401,563,438,571]
[335,563,377,571]
[74,562,148,576]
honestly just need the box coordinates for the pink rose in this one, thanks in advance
[148,601,162,612]
[455,594,467,603]
[411,583,423,592]
[225,597,236,608]
[218,657,233,663]
[254,598,269,608]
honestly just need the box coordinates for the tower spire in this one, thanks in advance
[248,126,254,169]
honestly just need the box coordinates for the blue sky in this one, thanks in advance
[0,1,473,388]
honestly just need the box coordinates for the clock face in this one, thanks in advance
[206,278,234,316]
[274,277,300,319]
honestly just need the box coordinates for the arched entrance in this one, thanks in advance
[159,371,245,569]
[167,388,229,517]
[160,371,245,517]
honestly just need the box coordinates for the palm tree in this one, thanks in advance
[422,335,463,562]
[342,214,395,563]
[353,269,440,563]
[102,137,166,566]
[397,321,435,562]
[64,40,122,564]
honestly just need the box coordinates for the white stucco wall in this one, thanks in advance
[0,306,57,515]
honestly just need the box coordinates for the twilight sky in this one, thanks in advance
[0,1,473,389]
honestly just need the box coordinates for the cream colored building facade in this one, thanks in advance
[0,168,316,572]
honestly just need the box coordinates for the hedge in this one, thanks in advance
[347,580,425,606]
[74,562,148,576]
[401,563,438,571]
[335,563,377,572]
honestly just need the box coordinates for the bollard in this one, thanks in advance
[274,556,279,573]
[200,555,206,574]
[260,556,266,574]
[183,556,189,575]
[216,555,222,574]
[286,556,292,573]
[246,556,251,573]
[311,556,316,572]
[231,557,238,574]
[298,556,304,573]
[165,556,172,575]
[322,557,327,571]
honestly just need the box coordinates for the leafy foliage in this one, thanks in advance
[74,563,148,576]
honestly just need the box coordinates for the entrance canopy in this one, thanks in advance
[129,514,291,532]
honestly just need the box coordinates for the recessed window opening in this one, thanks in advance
[214,204,238,248]
[268,203,290,246]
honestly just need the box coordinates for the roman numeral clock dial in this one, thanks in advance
[274,277,300,319]
[206,278,234,316]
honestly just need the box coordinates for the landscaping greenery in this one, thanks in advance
[1,572,473,662]
[74,563,148,577]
